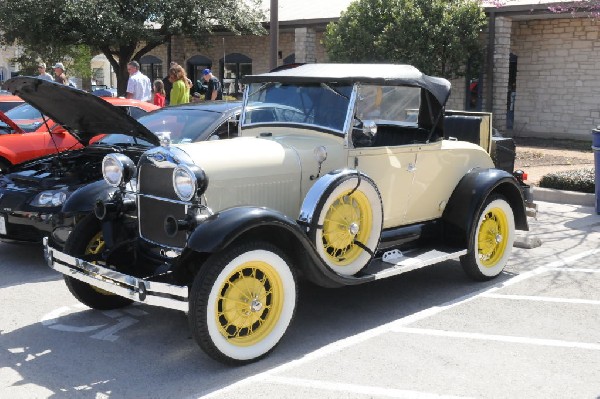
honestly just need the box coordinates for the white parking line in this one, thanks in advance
[483,293,600,306]
[390,327,600,351]
[197,250,600,399]
[262,376,472,399]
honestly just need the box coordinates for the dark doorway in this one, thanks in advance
[465,55,483,111]
[187,55,212,85]
[506,53,517,130]
[220,53,252,98]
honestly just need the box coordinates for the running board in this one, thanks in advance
[362,247,467,280]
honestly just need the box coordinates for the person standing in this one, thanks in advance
[168,65,191,105]
[37,63,53,82]
[125,61,152,101]
[202,69,223,101]
[53,62,68,85]
[153,80,166,107]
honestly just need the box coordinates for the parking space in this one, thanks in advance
[204,227,600,399]
[1,201,599,398]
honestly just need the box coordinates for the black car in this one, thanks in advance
[0,77,241,246]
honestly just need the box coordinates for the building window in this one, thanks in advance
[140,55,163,82]
[220,53,252,97]
[187,55,212,84]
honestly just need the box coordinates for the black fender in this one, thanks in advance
[442,168,528,247]
[184,206,376,288]
[62,179,117,214]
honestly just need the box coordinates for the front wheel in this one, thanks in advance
[188,241,297,365]
[460,195,516,281]
[63,214,133,310]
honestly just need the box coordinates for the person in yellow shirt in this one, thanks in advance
[168,65,191,105]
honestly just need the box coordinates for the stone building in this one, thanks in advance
[139,0,597,140]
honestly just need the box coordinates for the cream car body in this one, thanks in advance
[45,64,531,365]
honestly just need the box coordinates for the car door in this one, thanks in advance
[348,145,417,229]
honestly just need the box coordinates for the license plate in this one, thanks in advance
[0,215,5,235]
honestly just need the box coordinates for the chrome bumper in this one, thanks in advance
[43,237,189,312]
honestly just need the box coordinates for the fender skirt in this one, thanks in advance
[442,168,529,247]
[184,206,376,288]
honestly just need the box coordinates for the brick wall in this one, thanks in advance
[512,17,600,139]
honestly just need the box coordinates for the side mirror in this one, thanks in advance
[363,120,377,137]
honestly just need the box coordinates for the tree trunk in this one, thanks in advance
[116,62,130,97]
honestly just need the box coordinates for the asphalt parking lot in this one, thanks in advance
[1,200,599,398]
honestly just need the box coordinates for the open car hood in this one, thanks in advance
[0,110,26,134]
[2,77,160,146]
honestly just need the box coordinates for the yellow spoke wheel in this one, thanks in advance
[461,196,515,281]
[321,190,372,266]
[477,207,509,267]
[216,260,284,346]
[63,214,133,310]
[310,175,383,276]
[189,242,297,365]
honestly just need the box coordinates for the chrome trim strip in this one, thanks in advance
[44,238,188,312]
[137,193,192,206]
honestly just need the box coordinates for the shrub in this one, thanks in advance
[538,168,595,193]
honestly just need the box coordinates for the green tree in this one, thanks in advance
[323,0,487,78]
[12,45,93,89]
[0,0,265,95]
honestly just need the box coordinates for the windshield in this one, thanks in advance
[356,85,421,125]
[0,101,22,112]
[243,83,353,133]
[135,108,223,144]
[0,103,44,132]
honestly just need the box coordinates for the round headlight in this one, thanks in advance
[172,164,208,201]
[37,192,54,205]
[102,154,135,187]
[173,166,196,201]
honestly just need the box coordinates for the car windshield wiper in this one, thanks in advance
[248,82,275,98]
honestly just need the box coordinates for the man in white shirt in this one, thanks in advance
[125,61,152,101]
[37,63,54,82]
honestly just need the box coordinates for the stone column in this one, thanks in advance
[295,27,317,63]
[492,16,512,132]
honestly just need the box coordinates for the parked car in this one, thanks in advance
[0,80,159,172]
[0,91,24,112]
[0,76,242,247]
[44,64,534,365]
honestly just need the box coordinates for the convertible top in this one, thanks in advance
[243,63,451,106]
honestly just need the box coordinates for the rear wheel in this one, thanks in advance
[188,241,297,365]
[460,195,515,281]
[63,214,133,310]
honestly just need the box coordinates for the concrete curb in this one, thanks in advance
[533,186,595,207]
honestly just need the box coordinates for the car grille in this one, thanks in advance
[138,162,187,248]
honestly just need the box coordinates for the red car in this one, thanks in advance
[0,92,24,112]
[0,95,158,172]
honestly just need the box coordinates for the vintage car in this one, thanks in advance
[44,64,534,365]
[0,79,159,172]
[0,76,241,246]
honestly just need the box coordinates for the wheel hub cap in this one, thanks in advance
[349,222,360,236]
[250,298,263,312]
